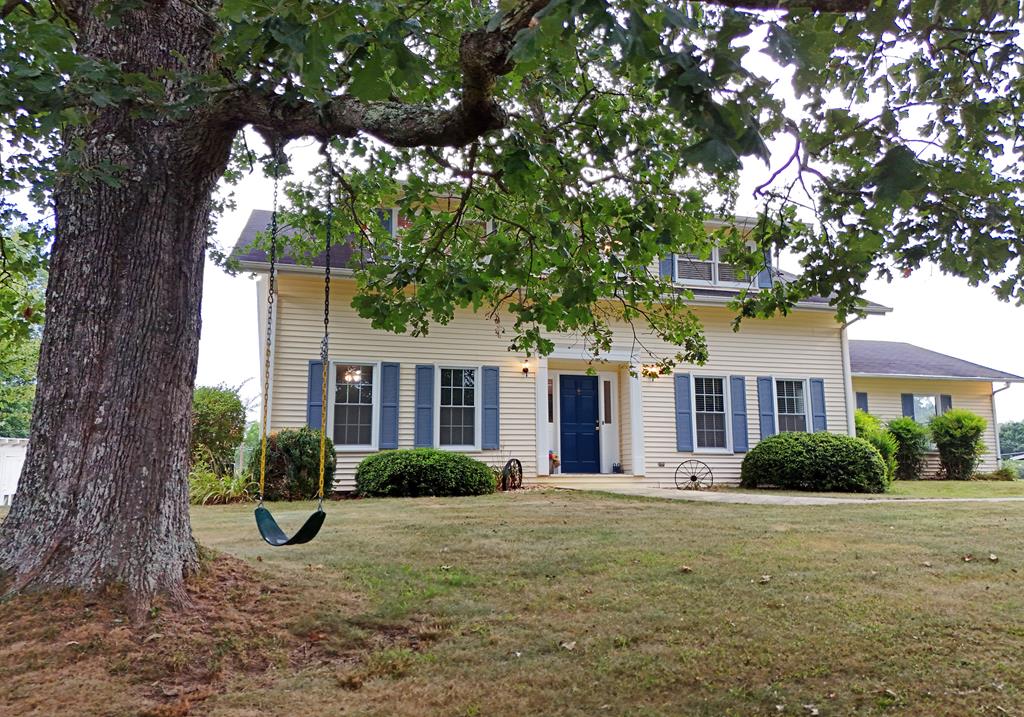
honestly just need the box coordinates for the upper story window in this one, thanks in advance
[674,248,745,287]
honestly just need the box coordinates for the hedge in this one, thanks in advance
[356,448,496,497]
[929,408,987,481]
[740,432,889,493]
[244,427,335,501]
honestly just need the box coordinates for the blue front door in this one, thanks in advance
[559,375,600,473]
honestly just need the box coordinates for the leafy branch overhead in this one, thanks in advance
[3,0,1022,364]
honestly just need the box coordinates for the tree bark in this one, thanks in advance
[0,0,233,607]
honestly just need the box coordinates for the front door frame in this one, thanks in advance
[549,370,621,474]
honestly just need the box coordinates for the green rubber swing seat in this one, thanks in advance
[254,505,326,547]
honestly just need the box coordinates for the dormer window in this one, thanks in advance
[674,248,745,287]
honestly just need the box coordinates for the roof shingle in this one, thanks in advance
[849,340,1022,382]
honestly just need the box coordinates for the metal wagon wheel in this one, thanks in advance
[501,458,523,491]
[674,459,713,490]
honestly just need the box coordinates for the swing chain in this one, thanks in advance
[258,145,283,507]
[317,168,334,508]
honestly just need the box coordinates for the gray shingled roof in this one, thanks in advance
[230,209,889,313]
[849,340,1023,382]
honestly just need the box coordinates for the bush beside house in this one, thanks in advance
[244,427,336,501]
[886,417,930,481]
[740,432,889,493]
[191,384,247,474]
[929,408,987,480]
[356,449,496,497]
[854,410,897,482]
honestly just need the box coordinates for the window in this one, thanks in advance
[440,368,477,447]
[603,380,613,424]
[334,364,375,446]
[675,248,743,286]
[694,377,727,449]
[776,379,807,433]
[547,378,554,423]
[912,395,937,424]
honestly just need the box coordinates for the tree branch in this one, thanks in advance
[230,0,869,149]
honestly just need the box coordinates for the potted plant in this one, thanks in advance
[549,450,561,474]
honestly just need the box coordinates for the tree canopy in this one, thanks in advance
[3,0,1022,366]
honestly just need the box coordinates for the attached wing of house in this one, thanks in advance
[232,208,945,491]
[850,340,1023,472]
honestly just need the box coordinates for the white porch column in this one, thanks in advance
[629,371,645,476]
[535,357,549,476]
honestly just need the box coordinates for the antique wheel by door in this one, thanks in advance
[674,460,713,490]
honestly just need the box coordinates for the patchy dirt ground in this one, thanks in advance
[0,552,439,717]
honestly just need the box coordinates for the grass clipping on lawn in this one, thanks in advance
[0,551,441,717]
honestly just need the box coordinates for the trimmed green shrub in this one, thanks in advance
[972,466,1018,481]
[887,417,930,481]
[244,427,336,501]
[191,384,247,474]
[929,408,986,481]
[740,432,889,493]
[356,449,497,497]
[1003,459,1024,480]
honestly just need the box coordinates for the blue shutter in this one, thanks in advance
[809,378,827,432]
[307,360,324,430]
[757,249,773,288]
[659,255,674,280]
[940,394,953,413]
[757,377,776,439]
[414,365,434,448]
[482,366,500,450]
[674,373,693,452]
[901,393,915,418]
[379,362,400,449]
[855,391,869,413]
[377,208,393,236]
[730,375,748,453]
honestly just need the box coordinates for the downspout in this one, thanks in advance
[840,316,864,436]
[992,382,1010,463]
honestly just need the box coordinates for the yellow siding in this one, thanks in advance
[271,276,536,491]
[270,274,849,490]
[620,307,848,484]
[851,377,1000,473]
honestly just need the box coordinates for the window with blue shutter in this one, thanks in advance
[855,391,869,413]
[756,376,776,439]
[730,376,748,452]
[379,362,400,449]
[306,360,323,430]
[674,373,693,452]
[414,364,434,448]
[482,366,500,450]
[809,378,827,432]
[659,255,674,280]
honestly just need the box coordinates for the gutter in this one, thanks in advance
[840,316,864,435]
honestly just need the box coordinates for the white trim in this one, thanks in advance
[629,372,645,475]
[328,360,382,452]
[773,377,811,434]
[840,324,855,436]
[597,371,620,473]
[690,374,732,453]
[434,365,483,451]
[549,346,635,362]
[535,358,550,475]
[851,372,1024,382]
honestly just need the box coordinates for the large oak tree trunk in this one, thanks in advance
[0,1,235,605]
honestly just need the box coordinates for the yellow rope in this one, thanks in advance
[318,359,328,499]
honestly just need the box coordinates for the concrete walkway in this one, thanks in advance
[557,484,1024,506]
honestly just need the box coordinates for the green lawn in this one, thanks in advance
[4,491,1024,716]
[724,479,1024,500]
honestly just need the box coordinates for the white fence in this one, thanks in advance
[0,437,28,507]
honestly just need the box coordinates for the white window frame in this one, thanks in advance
[434,365,483,452]
[773,377,811,434]
[691,374,732,453]
[329,360,382,452]
[673,246,752,289]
